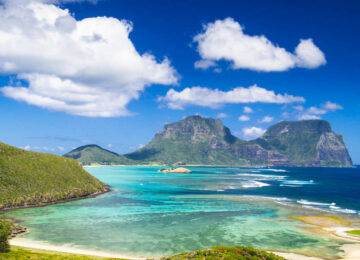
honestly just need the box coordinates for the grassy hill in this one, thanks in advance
[0,142,107,209]
[162,246,285,260]
[64,144,135,166]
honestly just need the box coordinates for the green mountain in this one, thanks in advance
[254,120,353,167]
[0,142,107,209]
[125,115,249,165]
[64,144,135,165]
[125,116,352,167]
[67,116,353,167]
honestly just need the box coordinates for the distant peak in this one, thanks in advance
[66,144,119,156]
[183,115,205,120]
[263,119,332,138]
[77,144,102,149]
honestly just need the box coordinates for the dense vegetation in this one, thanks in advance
[162,246,286,260]
[66,116,352,167]
[64,144,135,165]
[0,219,12,252]
[0,142,107,209]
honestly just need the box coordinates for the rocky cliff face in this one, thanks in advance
[316,132,352,167]
[255,120,353,167]
[153,115,235,144]
[125,116,353,167]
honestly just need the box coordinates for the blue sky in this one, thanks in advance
[0,0,359,163]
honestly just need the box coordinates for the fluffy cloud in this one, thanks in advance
[158,84,305,109]
[323,101,343,111]
[259,116,274,123]
[216,112,228,118]
[0,0,97,4]
[297,101,343,120]
[243,106,254,113]
[0,1,178,117]
[194,59,217,69]
[194,18,326,72]
[238,115,250,121]
[242,127,265,139]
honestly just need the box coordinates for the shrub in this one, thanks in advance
[0,220,12,253]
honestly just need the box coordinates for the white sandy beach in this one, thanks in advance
[12,237,360,260]
[10,238,146,259]
[9,237,334,260]
[272,252,322,260]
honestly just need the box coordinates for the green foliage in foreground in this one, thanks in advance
[345,230,360,236]
[0,246,120,259]
[162,246,286,260]
[0,142,106,209]
[0,219,13,253]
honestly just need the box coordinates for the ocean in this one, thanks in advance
[3,166,360,258]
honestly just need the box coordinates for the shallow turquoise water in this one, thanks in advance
[3,166,360,258]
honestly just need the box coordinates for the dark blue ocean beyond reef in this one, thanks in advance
[4,166,360,258]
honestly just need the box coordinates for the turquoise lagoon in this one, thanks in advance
[3,166,360,258]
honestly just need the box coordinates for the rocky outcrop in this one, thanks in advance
[255,120,353,167]
[158,167,192,173]
[316,132,353,167]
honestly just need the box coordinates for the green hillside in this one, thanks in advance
[64,144,135,165]
[162,246,285,260]
[0,142,107,209]
[67,116,353,167]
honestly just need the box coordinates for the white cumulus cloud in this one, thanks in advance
[242,126,265,140]
[238,115,250,121]
[323,101,343,111]
[158,84,305,110]
[259,116,274,123]
[0,1,178,117]
[194,18,326,72]
[297,101,343,120]
[243,106,254,114]
[216,112,228,118]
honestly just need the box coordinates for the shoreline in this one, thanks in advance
[83,164,356,168]
[9,238,145,259]
[9,238,331,260]
[0,185,111,212]
[7,214,360,260]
